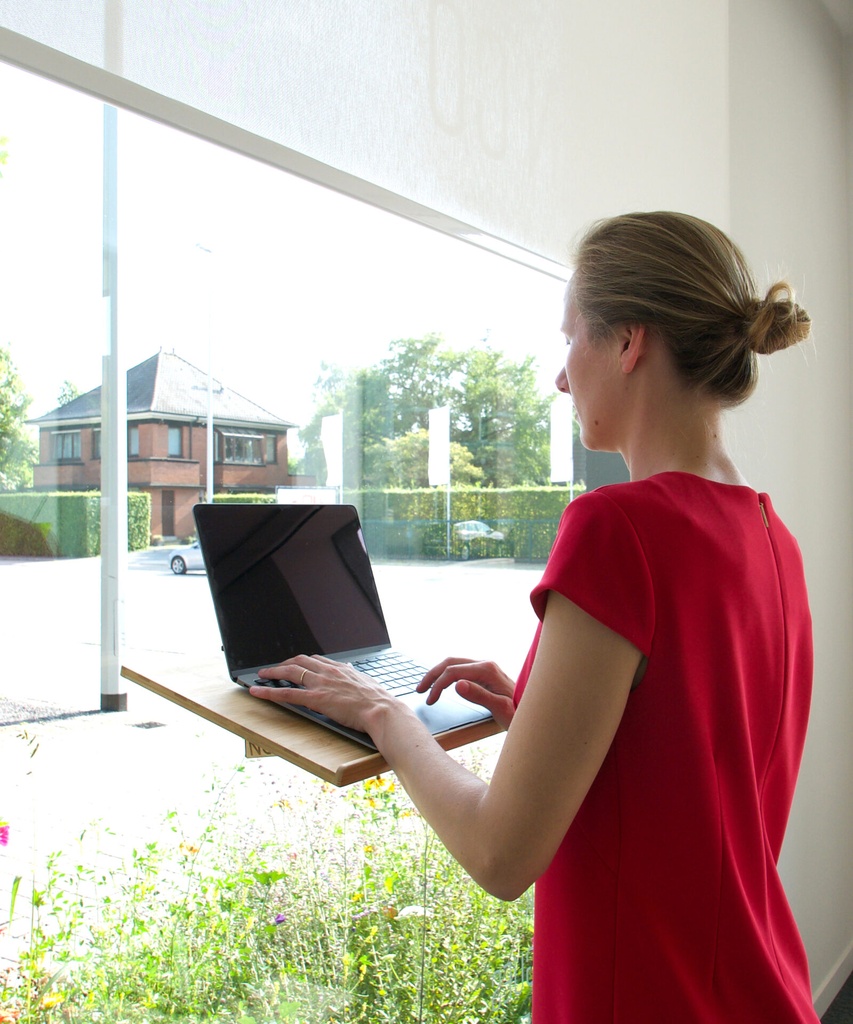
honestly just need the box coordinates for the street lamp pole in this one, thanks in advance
[196,244,214,503]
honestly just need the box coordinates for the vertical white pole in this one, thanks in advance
[100,103,127,712]
[206,351,214,504]
[196,244,214,503]
[428,406,451,557]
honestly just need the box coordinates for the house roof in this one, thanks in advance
[29,350,297,430]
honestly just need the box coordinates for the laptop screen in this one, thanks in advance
[193,503,391,676]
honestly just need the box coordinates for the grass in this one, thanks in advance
[1,753,532,1023]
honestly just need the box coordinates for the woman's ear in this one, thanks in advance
[619,323,650,374]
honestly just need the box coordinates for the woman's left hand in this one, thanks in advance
[249,655,408,738]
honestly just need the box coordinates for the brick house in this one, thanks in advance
[29,350,298,539]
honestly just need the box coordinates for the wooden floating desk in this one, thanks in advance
[121,655,502,788]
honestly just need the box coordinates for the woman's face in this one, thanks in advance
[556,293,623,452]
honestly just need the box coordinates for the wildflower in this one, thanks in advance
[0,823,8,847]
[274,913,286,926]
[397,905,432,919]
[40,992,64,1010]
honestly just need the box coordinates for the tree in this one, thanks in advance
[364,429,484,489]
[0,345,38,491]
[299,335,552,488]
[57,380,81,406]
[454,347,552,486]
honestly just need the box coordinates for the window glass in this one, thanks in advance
[167,425,182,457]
[0,59,611,1021]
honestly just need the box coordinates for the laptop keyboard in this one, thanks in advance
[350,649,428,696]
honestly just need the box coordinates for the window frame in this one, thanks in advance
[51,429,81,461]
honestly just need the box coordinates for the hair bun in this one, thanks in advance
[745,282,811,355]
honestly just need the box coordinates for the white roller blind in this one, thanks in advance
[0,1,730,266]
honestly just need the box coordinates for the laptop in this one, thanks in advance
[192,502,493,749]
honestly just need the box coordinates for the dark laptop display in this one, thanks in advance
[193,503,493,748]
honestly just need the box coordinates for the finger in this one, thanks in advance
[416,657,477,692]
[422,668,471,704]
[455,679,515,731]
[423,660,512,703]
[249,681,305,704]
[256,658,314,687]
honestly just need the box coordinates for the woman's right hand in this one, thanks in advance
[417,657,517,731]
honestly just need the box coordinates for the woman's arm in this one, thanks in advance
[252,590,641,900]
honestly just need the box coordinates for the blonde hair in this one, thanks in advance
[570,212,811,405]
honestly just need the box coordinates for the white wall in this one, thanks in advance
[727,0,853,1012]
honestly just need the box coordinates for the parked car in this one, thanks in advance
[168,542,206,575]
[452,520,506,560]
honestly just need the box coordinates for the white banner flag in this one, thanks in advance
[428,406,451,486]
[550,396,574,484]
[321,413,344,487]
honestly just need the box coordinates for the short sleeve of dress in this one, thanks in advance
[531,490,655,656]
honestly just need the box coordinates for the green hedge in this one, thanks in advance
[0,510,54,557]
[350,486,586,562]
[0,492,151,558]
[350,485,585,524]
[213,493,276,504]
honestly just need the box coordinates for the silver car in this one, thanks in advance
[168,542,206,575]
[452,520,506,560]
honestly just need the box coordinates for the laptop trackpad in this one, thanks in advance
[402,688,493,733]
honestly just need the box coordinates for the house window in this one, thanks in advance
[52,430,81,461]
[129,426,139,457]
[168,426,182,457]
[92,429,101,460]
[221,431,263,465]
[265,435,277,464]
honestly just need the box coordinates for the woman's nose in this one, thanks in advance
[555,366,570,394]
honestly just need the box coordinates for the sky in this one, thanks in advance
[0,60,568,433]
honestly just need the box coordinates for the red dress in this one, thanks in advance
[515,473,818,1023]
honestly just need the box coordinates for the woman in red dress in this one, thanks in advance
[252,211,818,1022]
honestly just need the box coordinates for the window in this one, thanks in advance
[92,429,101,459]
[221,431,263,465]
[52,430,81,460]
[2,64,575,1021]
